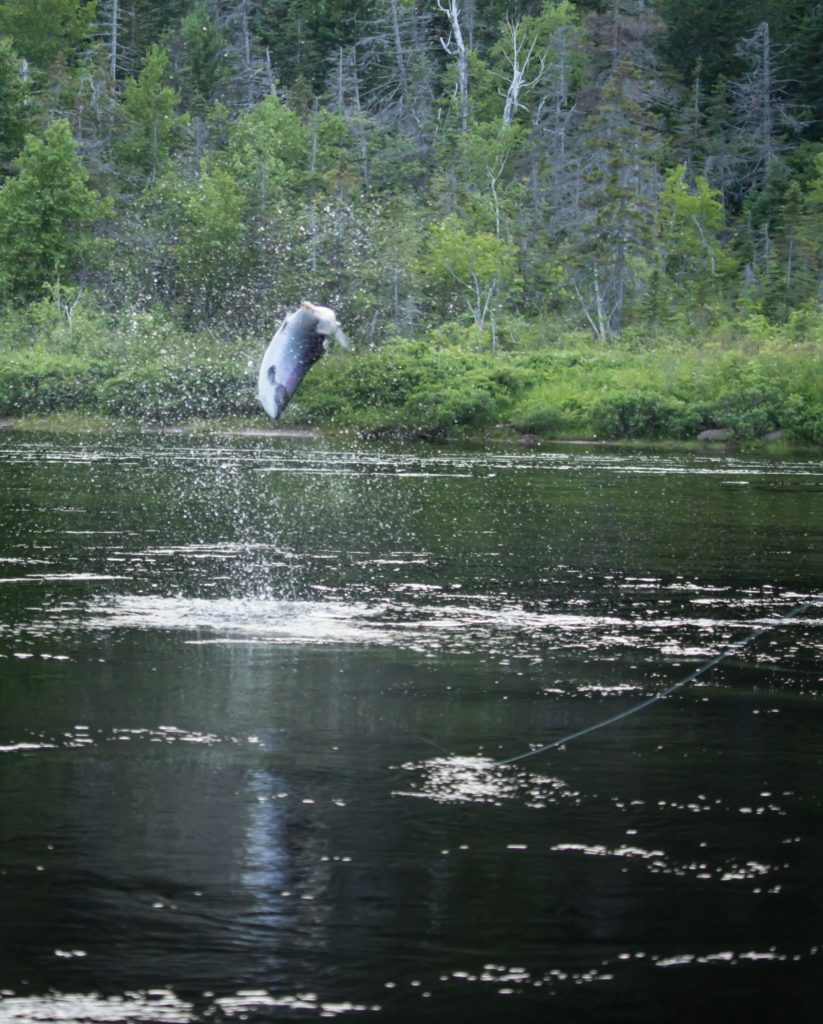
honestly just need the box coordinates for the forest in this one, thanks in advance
[0,0,822,442]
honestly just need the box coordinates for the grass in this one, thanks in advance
[1,300,822,445]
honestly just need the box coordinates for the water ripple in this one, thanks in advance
[54,592,822,668]
[394,756,581,807]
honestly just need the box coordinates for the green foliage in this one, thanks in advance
[116,45,189,182]
[0,36,30,173]
[100,362,257,421]
[508,383,572,435]
[287,341,530,438]
[2,306,823,445]
[0,0,822,446]
[221,92,308,208]
[177,1,231,110]
[424,215,521,332]
[0,0,95,71]
[172,168,250,322]
[0,351,109,414]
[588,391,698,439]
[656,166,736,304]
[0,120,107,301]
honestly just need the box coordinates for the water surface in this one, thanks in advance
[1,434,821,1022]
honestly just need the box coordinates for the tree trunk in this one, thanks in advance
[438,0,469,132]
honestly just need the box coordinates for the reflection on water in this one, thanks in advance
[0,434,822,1023]
[394,756,582,810]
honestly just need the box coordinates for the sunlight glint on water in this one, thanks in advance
[0,434,822,1023]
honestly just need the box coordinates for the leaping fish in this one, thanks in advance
[257,301,353,421]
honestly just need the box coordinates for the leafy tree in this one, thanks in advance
[565,56,661,338]
[0,119,107,301]
[0,0,96,72]
[424,213,521,346]
[439,121,525,240]
[491,1,580,129]
[654,165,735,321]
[221,91,308,210]
[0,35,31,174]
[358,195,426,340]
[116,43,189,183]
[172,168,250,324]
[175,1,231,112]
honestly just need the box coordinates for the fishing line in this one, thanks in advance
[497,598,822,767]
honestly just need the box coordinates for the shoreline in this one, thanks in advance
[0,413,814,454]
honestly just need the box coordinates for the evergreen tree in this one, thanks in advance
[0,0,96,72]
[784,3,823,142]
[174,1,231,112]
[0,36,31,174]
[255,0,369,89]
[115,43,189,183]
[702,75,740,205]
[654,165,735,323]
[760,177,821,320]
[565,55,661,338]
[0,119,107,301]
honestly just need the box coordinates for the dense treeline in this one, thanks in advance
[0,0,822,439]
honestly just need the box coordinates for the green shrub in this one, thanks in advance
[509,382,572,434]
[1,305,822,445]
[0,353,110,414]
[101,362,256,421]
[587,391,697,439]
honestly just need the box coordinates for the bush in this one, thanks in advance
[509,382,572,435]
[0,353,110,414]
[586,391,694,439]
[1,305,822,445]
[101,362,256,421]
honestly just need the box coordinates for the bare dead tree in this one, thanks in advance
[343,0,435,140]
[329,45,370,187]
[437,0,469,132]
[219,0,275,109]
[500,15,546,127]
[97,0,133,82]
[728,22,805,197]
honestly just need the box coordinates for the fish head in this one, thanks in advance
[302,301,353,351]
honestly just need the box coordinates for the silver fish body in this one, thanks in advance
[257,301,351,421]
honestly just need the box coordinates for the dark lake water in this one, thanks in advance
[1,432,821,1023]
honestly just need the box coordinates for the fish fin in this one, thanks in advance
[334,327,353,352]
